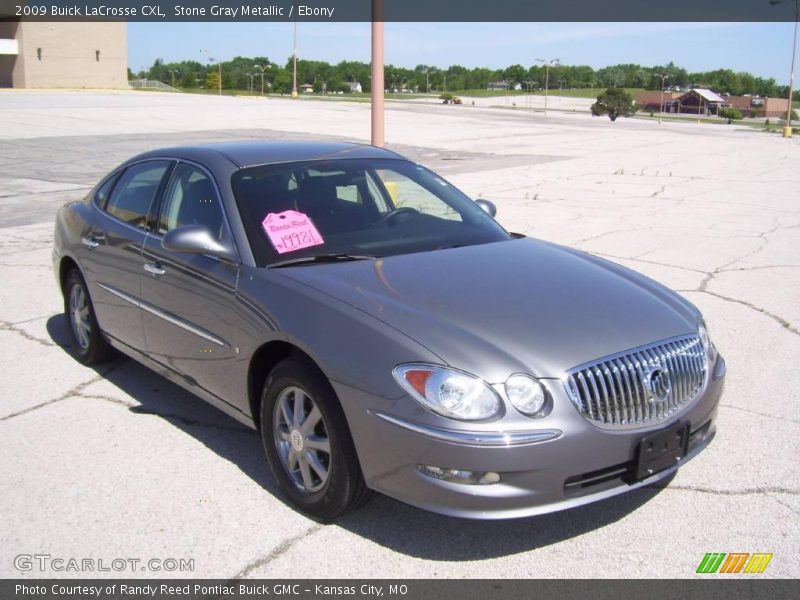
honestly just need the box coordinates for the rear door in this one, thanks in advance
[81,160,173,352]
[139,161,241,401]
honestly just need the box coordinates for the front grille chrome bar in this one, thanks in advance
[564,335,707,429]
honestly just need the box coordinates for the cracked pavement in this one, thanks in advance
[0,91,798,578]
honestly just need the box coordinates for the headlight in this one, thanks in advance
[505,374,548,417]
[393,364,501,421]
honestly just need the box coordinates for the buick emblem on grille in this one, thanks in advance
[645,366,671,404]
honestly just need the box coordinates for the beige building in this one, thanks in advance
[0,21,127,89]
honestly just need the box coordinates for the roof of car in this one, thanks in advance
[130,140,405,169]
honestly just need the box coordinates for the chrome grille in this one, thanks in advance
[564,335,707,428]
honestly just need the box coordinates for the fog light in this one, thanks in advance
[417,465,500,485]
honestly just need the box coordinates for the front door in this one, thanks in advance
[139,161,241,403]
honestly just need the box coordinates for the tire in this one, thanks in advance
[260,358,371,521]
[63,269,116,365]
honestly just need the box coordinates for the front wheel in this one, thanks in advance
[260,358,370,521]
[63,269,116,365]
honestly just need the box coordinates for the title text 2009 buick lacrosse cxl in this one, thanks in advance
[53,141,725,520]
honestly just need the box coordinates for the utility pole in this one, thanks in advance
[769,0,798,137]
[292,21,298,98]
[371,0,385,146]
[656,73,670,123]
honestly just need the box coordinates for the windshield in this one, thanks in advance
[231,158,511,267]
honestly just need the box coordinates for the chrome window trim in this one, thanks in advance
[372,411,562,447]
[92,158,175,237]
[148,158,241,264]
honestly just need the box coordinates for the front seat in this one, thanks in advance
[177,178,224,239]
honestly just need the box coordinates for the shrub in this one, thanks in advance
[719,107,743,124]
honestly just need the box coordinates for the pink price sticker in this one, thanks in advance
[262,210,325,254]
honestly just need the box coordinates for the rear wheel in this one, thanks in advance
[63,269,116,364]
[260,358,371,521]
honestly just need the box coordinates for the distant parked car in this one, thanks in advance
[53,141,724,520]
[440,93,462,105]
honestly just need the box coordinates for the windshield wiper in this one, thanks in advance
[268,253,375,268]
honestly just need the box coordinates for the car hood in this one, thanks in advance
[277,237,700,381]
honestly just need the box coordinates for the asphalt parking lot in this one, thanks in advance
[0,91,798,579]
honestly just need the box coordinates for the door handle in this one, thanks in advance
[143,262,166,276]
[81,236,100,249]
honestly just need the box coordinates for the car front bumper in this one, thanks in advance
[336,352,725,519]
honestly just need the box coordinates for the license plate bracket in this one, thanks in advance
[634,421,689,480]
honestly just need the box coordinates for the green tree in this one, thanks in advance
[591,88,636,121]
[719,107,743,124]
[206,69,221,91]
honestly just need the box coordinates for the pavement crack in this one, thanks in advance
[0,360,124,422]
[768,495,800,517]
[231,525,324,579]
[693,289,799,336]
[573,227,652,246]
[720,403,800,425]
[0,320,64,348]
[665,484,799,497]
[591,252,708,274]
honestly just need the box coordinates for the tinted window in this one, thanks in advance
[232,158,510,266]
[158,163,224,239]
[105,161,170,229]
[94,172,120,209]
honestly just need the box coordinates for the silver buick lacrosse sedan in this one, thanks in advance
[53,141,725,520]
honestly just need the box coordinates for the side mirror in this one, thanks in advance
[475,199,497,218]
[162,225,238,262]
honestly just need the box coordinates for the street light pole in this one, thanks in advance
[254,63,270,94]
[789,15,798,137]
[656,73,670,124]
[536,58,559,116]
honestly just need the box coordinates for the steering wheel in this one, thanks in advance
[374,207,420,228]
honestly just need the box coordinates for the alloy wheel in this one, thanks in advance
[69,283,91,350]
[272,385,331,493]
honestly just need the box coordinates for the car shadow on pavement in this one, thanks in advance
[48,313,669,562]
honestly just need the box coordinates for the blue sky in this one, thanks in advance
[128,22,797,82]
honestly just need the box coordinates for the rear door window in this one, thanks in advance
[104,161,171,230]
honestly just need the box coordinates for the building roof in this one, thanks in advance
[635,90,680,104]
[690,88,726,103]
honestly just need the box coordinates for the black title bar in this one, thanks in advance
[1,0,799,22]
[2,579,799,600]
